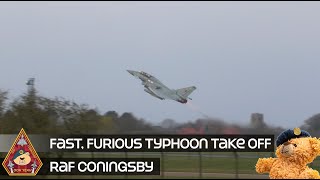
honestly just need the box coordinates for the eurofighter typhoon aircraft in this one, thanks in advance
[127,70,196,104]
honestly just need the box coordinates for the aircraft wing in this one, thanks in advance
[144,88,164,100]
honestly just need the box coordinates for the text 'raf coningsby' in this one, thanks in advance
[39,158,160,175]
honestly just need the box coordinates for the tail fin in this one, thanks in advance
[176,86,196,99]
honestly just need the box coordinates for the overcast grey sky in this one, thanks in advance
[1,2,320,128]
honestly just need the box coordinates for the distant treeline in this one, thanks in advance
[0,87,319,137]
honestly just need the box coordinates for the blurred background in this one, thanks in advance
[0,78,319,179]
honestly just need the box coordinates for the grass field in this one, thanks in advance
[45,152,275,174]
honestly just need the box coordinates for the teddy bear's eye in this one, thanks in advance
[293,144,297,147]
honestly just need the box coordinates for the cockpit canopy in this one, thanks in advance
[140,71,152,78]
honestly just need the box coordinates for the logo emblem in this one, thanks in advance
[293,127,301,136]
[2,128,42,176]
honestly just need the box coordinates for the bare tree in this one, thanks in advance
[301,113,320,137]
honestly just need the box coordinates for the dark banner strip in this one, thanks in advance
[47,135,275,152]
[0,158,160,176]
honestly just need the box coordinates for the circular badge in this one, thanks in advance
[294,127,301,136]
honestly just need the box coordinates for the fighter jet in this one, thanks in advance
[127,70,196,104]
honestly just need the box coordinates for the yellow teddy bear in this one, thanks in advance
[256,128,320,179]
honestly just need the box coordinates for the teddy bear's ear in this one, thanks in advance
[310,138,320,155]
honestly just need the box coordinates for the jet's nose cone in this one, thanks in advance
[127,70,135,75]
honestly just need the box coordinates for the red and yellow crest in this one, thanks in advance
[2,128,42,176]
